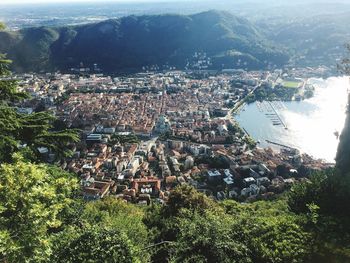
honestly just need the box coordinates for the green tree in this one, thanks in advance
[144,186,218,263]
[288,171,328,214]
[51,198,150,263]
[0,106,80,162]
[0,55,28,103]
[222,200,313,263]
[52,228,138,263]
[0,54,79,163]
[288,169,350,217]
[146,187,313,263]
[81,198,150,248]
[0,155,78,262]
[170,211,252,263]
[109,134,140,145]
[162,185,217,217]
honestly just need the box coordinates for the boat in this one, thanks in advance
[273,122,282,126]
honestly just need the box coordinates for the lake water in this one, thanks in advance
[235,77,350,162]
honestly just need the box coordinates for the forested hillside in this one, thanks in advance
[0,22,350,262]
[0,10,289,73]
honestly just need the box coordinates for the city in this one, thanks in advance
[15,67,332,203]
[1,1,350,261]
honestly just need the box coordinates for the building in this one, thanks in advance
[243,177,256,187]
[207,170,222,183]
[86,134,102,144]
[132,177,161,197]
[184,156,194,170]
[154,115,171,134]
[83,180,112,200]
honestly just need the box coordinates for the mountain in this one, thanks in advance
[0,10,289,73]
[259,12,350,67]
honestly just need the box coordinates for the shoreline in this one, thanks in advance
[235,77,349,163]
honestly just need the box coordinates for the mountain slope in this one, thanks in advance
[262,11,350,67]
[0,10,289,73]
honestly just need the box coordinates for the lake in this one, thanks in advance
[235,77,350,162]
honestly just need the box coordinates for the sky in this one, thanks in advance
[0,0,344,6]
[0,0,183,5]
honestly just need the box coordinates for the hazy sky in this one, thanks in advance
[0,0,344,5]
[0,0,179,5]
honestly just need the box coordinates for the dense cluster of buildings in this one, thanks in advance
[15,68,333,203]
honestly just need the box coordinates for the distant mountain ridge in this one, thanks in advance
[0,10,289,73]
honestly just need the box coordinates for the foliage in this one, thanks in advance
[0,11,289,73]
[0,155,78,262]
[227,122,244,136]
[222,200,313,263]
[195,155,231,169]
[81,197,149,246]
[288,171,328,214]
[287,169,350,262]
[288,169,350,217]
[0,54,28,102]
[162,185,217,217]
[51,197,150,263]
[145,186,314,263]
[246,85,298,103]
[110,134,140,145]
[52,228,137,263]
[245,214,312,263]
[243,135,257,149]
[170,211,252,263]
[0,54,80,163]
[144,185,218,262]
[0,106,80,162]
[0,53,82,261]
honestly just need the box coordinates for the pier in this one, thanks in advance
[265,140,297,151]
[266,101,288,129]
[257,101,288,129]
[242,127,250,137]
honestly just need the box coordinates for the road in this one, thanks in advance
[224,83,261,124]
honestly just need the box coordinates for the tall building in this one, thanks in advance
[184,156,194,170]
[154,115,171,134]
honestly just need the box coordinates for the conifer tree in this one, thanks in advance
[0,50,79,162]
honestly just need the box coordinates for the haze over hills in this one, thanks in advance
[260,11,350,67]
[0,10,289,73]
[2,2,350,73]
[0,11,288,72]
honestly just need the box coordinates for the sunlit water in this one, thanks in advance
[235,77,350,162]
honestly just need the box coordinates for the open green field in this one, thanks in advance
[282,81,302,89]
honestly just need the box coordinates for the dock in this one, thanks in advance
[265,140,297,151]
[242,127,250,137]
[266,101,288,129]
